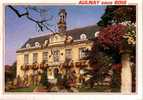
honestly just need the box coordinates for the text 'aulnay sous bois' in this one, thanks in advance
[79,0,127,5]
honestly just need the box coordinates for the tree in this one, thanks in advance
[84,40,112,88]
[8,5,55,32]
[5,61,17,83]
[96,5,136,93]
[97,22,136,93]
[98,6,136,27]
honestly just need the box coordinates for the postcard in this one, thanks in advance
[0,0,142,100]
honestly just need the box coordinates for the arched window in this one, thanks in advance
[26,43,31,48]
[35,42,40,47]
[68,36,72,40]
[80,34,87,40]
[44,40,48,46]
[95,31,100,37]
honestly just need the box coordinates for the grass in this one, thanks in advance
[78,85,119,92]
[7,85,120,92]
[8,85,36,92]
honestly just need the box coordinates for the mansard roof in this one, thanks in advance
[21,25,100,49]
[67,25,100,40]
[21,35,50,48]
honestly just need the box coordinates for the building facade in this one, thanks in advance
[16,9,100,85]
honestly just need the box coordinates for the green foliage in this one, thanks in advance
[5,61,17,83]
[84,41,113,84]
[79,85,112,92]
[96,5,136,92]
[40,70,48,87]
[8,85,36,92]
[98,6,136,27]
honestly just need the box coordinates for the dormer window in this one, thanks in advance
[67,36,73,41]
[44,40,48,46]
[95,31,100,37]
[43,40,48,47]
[80,34,87,40]
[49,38,52,43]
[26,43,31,48]
[68,36,73,40]
[35,42,40,47]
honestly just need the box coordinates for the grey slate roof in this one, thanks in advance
[67,25,100,40]
[21,25,100,49]
[21,35,50,48]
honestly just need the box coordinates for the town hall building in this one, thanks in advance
[16,9,100,85]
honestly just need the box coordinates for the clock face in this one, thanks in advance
[66,36,73,43]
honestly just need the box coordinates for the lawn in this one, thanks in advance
[78,85,120,92]
[8,85,36,92]
[7,85,120,92]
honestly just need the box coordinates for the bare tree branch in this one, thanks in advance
[8,5,55,33]
[8,5,29,17]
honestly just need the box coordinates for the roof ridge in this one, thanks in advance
[29,24,98,39]
[30,34,51,39]
[66,24,98,32]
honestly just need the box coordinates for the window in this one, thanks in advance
[65,49,72,60]
[79,47,86,59]
[48,69,52,76]
[35,42,40,47]
[53,50,60,62]
[44,40,48,46]
[68,36,72,40]
[24,54,29,65]
[80,34,87,40]
[95,31,100,37]
[33,53,38,63]
[26,43,30,48]
[43,52,48,63]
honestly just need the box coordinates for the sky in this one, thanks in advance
[5,5,106,65]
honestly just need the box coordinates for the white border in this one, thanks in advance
[0,0,143,100]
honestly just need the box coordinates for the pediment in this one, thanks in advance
[49,33,66,44]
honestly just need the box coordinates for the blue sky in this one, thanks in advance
[5,5,106,65]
